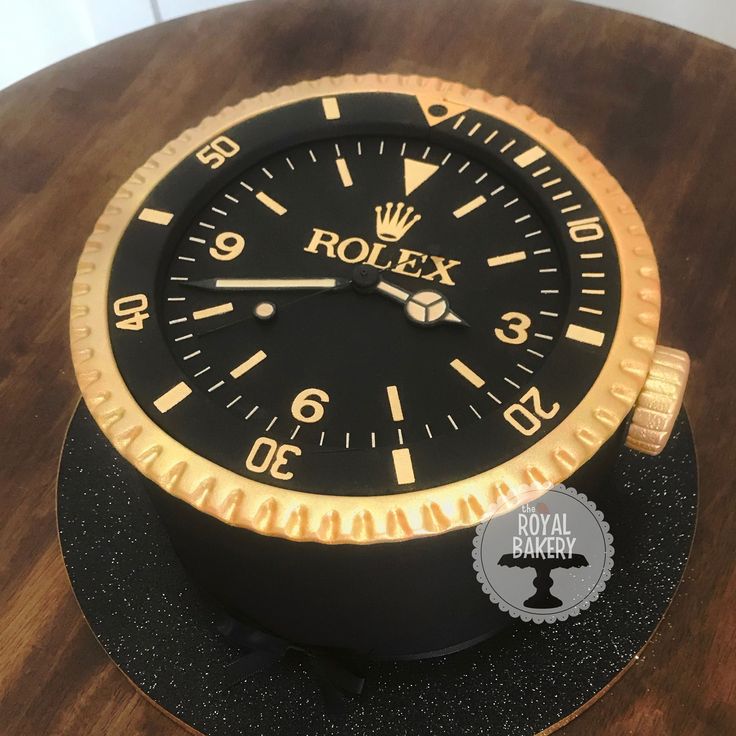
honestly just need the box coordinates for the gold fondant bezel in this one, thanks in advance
[69,74,660,545]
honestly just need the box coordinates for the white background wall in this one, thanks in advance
[0,0,734,90]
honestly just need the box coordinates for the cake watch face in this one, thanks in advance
[106,87,622,497]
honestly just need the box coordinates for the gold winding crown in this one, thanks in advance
[374,201,421,242]
[625,345,690,455]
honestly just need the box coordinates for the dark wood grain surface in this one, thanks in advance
[0,0,734,733]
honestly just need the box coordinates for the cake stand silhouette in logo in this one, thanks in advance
[497,553,590,609]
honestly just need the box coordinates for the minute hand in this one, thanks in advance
[186,277,350,291]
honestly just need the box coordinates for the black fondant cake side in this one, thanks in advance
[57,404,698,736]
[141,426,624,659]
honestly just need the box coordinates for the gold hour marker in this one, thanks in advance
[322,96,341,120]
[230,349,267,378]
[255,191,287,215]
[450,358,486,388]
[565,324,605,347]
[139,208,173,225]
[192,302,234,320]
[404,158,439,196]
[514,145,546,168]
[392,447,415,485]
[386,385,404,422]
[335,157,353,187]
[487,251,527,268]
[153,381,191,413]
[453,195,487,219]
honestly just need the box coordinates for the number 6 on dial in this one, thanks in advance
[291,388,330,423]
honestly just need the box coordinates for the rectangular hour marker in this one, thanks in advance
[154,382,191,413]
[139,208,173,226]
[487,251,526,268]
[450,358,486,388]
[335,157,353,187]
[453,195,487,219]
[230,350,267,378]
[322,96,341,120]
[386,385,404,422]
[392,447,415,485]
[255,191,287,215]
[514,145,546,168]
[192,302,234,320]
[566,324,606,347]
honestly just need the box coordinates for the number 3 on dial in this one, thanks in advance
[495,312,531,345]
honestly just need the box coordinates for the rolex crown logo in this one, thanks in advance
[374,201,422,242]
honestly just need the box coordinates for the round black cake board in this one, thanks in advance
[57,403,698,736]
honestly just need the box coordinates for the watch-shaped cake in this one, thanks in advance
[70,75,689,658]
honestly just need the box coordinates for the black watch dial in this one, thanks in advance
[108,91,620,496]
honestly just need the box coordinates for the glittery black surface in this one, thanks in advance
[57,404,697,736]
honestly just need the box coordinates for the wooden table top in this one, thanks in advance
[1,0,734,733]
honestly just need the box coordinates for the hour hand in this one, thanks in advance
[186,277,350,292]
[353,265,467,327]
[402,288,467,326]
